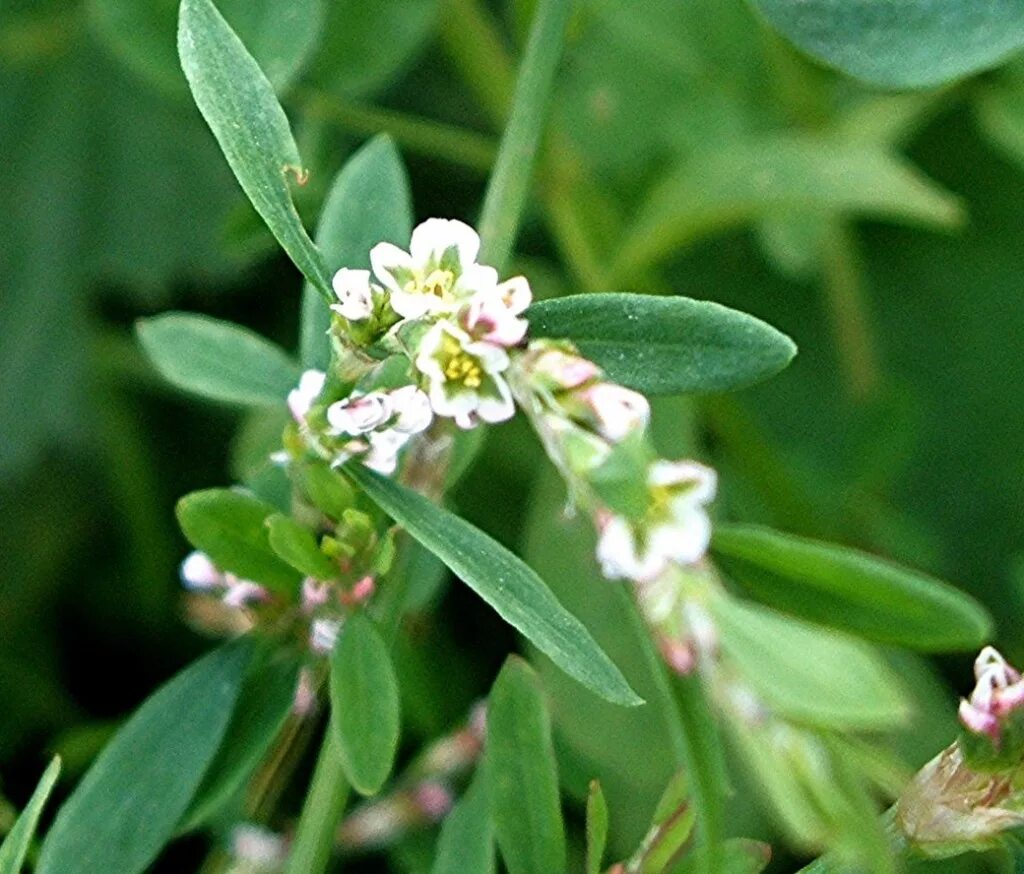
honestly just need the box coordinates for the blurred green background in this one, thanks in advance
[2,0,1024,869]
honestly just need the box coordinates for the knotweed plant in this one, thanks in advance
[3,2,1021,874]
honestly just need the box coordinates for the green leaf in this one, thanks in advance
[0,757,61,874]
[585,781,608,874]
[300,134,413,369]
[749,0,1024,89]
[346,464,642,707]
[298,463,357,520]
[330,613,401,795]
[178,0,330,294]
[90,0,324,97]
[712,524,992,652]
[711,598,909,730]
[137,313,299,407]
[527,293,797,395]
[177,488,303,592]
[632,771,696,874]
[486,657,566,874]
[430,768,496,874]
[616,137,963,275]
[37,640,253,874]
[179,646,300,831]
[266,514,339,580]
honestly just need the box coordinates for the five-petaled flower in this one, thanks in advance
[596,461,717,582]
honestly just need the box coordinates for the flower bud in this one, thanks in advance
[331,268,375,321]
[180,551,222,590]
[327,392,393,436]
[288,369,327,423]
[576,382,650,442]
[957,647,1024,770]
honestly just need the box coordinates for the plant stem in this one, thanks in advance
[476,0,572,273]
[821,222,882,403]
[285,730,351,874]
[297,90,497,173]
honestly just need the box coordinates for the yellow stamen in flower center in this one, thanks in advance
[444,353,483,389]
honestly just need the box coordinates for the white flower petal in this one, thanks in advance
[409,218,480,269]
[390,287,443,320]
[331,268,375,321]
[389,385,433,434]
[649,460,718,505]
[650,510,712,566]
[327,392,393,436]
[496,276,532,314]
[370,241,416,294]
[475,376,515,424]
[180,551,222,590]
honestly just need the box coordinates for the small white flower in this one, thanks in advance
[222,578,269,608]
[415,321,514,429]
[231,824,286,868]
[180,551,223,590]
[310,617,342,654]
[461,276,532,347]
[529,345,601,390]
[388,385,434,434]
[578,382,650,442]
[363,429,412,475]
[326,392,393,436]
[288,369,327,423]
[596,461,717,582]
[331,268,376,321]
[370,219,498,320]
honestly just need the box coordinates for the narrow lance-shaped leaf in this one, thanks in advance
[585,781,609,874]
[346,464,642,707]
[300,135,413,369]
[527,293,796,396]
[178,0,331,294]
[711,525,992,652]
[330,613,401,796]
[0,757,61,874]
[37,639,253,874]
[431,767,496,874]
[177,488,303,593]
[137,313,299,407]
[749,0,1024,89]
[486,657,566,874]
[179,647,301,832]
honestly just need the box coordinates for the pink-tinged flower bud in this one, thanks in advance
[331,268,375,321]
[529,346,601,390]
[327,392,393,436]
[578,382,650,442]
[301,577,332,614]
[342,575,376,606]
[221,580,269,608]
[659,636,697,675]
[288,369,327,423]
[461,277,532,347]
[180,551,222,590]
[310,617,342,654]
[958,647,1024,770]
[293,667,318,717]
[413,781,454,822]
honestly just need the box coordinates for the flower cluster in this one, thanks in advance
[180,551,267,608]
[336,219,531,430]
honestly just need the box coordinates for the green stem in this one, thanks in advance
[297,90,498,173]
[476,0,572,272]
[285,730,352,874]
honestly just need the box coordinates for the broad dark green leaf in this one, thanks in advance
[300,135,413,369]
[712,524,992,651]
[177,488,303,592]
[266,514,339,580]
[330,613,401,795]
[616,137,962,275]
[486,658,566,874]
[179,647,300,831]
[712,598,909,730]
[178,0,331,294]
[749,0,1024,89]
[137,313,299,407]
[90,0,324,96]
[527,293,796,395]
[430,768,495,874]
[37,640,253,874]
[585,781,608,874]
[346,464,642,707]
[0,757,60,874]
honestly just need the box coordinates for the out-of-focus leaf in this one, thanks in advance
[330,613,401,796]
[178,0,331,294]
[300,135,412,369]
[430,768,495,874]
[486,657,566,874]
[298,463,357,520]
[137,313,299,407]
[37,640,253,874]
[90,0,324,96]
[179,646,300,831]
[266,514,339,580]
[527,293,797,395]
[975,78,1024,171]
[0,757,60,874]
[176,488,303,592]
[748,0,1024,89]
[617,137,963,275]
[311,0,438,98]
[674,840,772,874]
[585,781,608,874]
[712,525,992,651]
[347,464,642,707]
[712,598,909,730]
